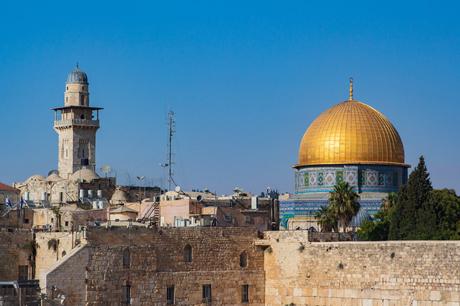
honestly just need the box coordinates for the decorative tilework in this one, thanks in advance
[317,172,324,186]
[366,170,378,186]
[336,171,343,184]
[303,172,309,187]
[324,171,335,186]
[309,172,317,186]
[295,165,406,194]
[378,173,385,186]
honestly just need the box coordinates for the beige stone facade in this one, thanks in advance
[38,228,460,305]
[46,227,265,305]
[35,231,87,292]
[262,231,460,306]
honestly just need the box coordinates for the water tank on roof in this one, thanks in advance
[251,196,258,210]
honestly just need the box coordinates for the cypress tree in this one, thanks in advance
[389,156,435,239]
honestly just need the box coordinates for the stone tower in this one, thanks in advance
[52,66,102,179]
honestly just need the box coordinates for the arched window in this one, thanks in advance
[123,248,130,268]
[239,251,248,268]
[183,244,192,263]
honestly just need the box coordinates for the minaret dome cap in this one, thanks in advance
[66,64,88,84]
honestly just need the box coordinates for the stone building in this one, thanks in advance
[14,66,116,207]
[159,190,278,231]
[281,80,409,229]
[40,227,460,305]
[53,65,101,179]
[0,182,19,206]
[45,227,265,305]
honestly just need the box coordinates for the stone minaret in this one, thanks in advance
[53,65,102,179]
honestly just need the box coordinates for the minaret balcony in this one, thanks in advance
[54,119,100,128]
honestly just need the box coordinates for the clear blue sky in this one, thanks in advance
[1,0,459,194]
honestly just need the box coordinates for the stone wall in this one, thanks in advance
[263,231,460,306]
[36,231,86,292]
[46,227,265,305]
[0,229,34,280]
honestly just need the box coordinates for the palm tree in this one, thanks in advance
[315,206,338,232]
[328,181,360,232]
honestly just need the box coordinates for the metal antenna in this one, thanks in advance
[166,111,175,191]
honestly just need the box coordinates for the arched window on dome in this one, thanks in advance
[239,251,248,268]
[183,244,192,263]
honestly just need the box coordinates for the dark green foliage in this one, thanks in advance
[315,206,338,232]
[360,156,460,240]
[389,156,436,240]
[431,189,460,239]
[357,193,396,241]
[328,181,360,232]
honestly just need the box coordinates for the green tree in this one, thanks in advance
[389,156,436,239]
[431,189,460,239]
[328,181,360,232]
[358,193,397,240]
[315,206,338,232]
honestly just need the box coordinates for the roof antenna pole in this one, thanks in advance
[166,111,175,191]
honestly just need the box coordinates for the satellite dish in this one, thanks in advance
[100,165,111,175]
[175,186,181,193]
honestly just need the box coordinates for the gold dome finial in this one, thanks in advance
[348,77,353,101]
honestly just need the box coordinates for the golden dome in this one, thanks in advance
[297,97,405,168]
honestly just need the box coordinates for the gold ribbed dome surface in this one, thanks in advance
[298,100,405,167]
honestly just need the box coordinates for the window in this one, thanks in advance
[66,96,68,103]
[245,215,253,224]
[241,285,249,303]
[123,248,130,269]
[80,114,85,120]
[183,244,192,263]
[65,221,69,227]
[18,265,28,280]
[80,95,84,106]
[122,284,131,305]
[62,251,66,257]
[166,286,175,305]
[202,284,211,303]
[23,218,29,224]
[239,251,248,268]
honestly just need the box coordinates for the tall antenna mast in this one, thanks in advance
[166,110,175,190]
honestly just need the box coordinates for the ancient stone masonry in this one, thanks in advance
[44,228,460,306]
[0,229,34,281]
[262,231,460,306]
[46,227,266,305]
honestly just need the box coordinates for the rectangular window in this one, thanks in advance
[166,286,175,305]
[202,284,211,303]
[18,265,28,280]
[122,285,131,305]
[242,284,249,303]
[65,221,69,227]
